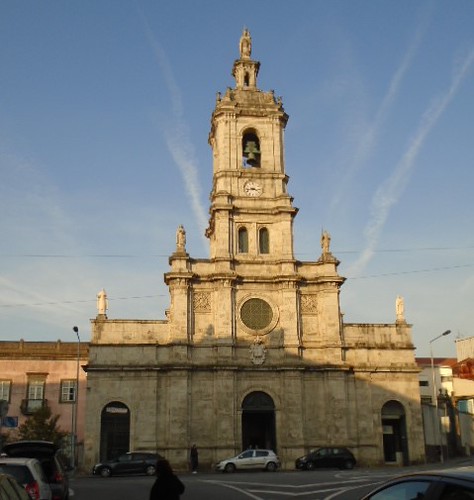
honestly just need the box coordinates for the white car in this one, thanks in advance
[0,457,52,500]
[215,449,280,472]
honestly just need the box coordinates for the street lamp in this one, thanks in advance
[72,326,80,470]
[430,329,451,463]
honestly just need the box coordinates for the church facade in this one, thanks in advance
[84,30,425,470]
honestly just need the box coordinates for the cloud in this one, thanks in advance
[349,48,474,276]
[138,11,208,248]
[330,22,426,213]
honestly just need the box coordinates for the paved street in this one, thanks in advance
[69,459,474,500]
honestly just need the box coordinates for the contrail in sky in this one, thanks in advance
[139,12,208,247]
[330,21,426,213]
[349,48,474,276]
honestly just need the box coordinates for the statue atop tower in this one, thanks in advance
[232,28,260,90]
[239,28,252,59]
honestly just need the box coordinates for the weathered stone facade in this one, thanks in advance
[84,30,425,470]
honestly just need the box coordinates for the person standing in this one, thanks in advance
[149,460,185,500]
[190,444,199,474]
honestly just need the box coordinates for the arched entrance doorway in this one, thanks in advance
[100,401,130,461]
[241,391,276,451]
[381,400,408,465]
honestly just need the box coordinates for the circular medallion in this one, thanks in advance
[239,297,279,336]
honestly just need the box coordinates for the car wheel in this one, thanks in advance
[343,460,354,470]
[100,467,112,478]
[224,463,236,473]
[266,462,277,472]
[306,462,315,471]
[145,465,156,476]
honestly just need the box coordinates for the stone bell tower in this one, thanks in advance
[206,29,297,275]
[163,28,346,357]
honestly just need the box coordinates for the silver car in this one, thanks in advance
[0,473,30,500]
[215,449,280,473]
[0,457,52,500]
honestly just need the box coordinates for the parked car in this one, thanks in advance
[295,447,356,470]
[0,458,52,500]
[360,470,474,499]
[92,451,164,478]
[0,473,30,500]
[1,441,69,500]
[215,449,280,473]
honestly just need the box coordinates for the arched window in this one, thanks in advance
[259,227,269,254]
[238,227,248,253]
[242,131,261,167]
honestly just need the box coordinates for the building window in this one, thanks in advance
[25,379,45,413]
[28,380,44,400]
[60,380,77,403]
[238,227,248,253]
[421,396,433,404]
[419,380,429,387]
[441,376,453,383]
[259,227,269,254]
[0,380,11,402]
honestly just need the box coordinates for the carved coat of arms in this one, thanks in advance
[250,337,266,365]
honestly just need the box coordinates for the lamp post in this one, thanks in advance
[72,326,80,470]
[430,329,451,463]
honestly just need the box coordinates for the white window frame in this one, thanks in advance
[27,379,44,400]
[60,379,77,403]
[0,380,11,401]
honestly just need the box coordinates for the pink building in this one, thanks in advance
[0,340,88,466]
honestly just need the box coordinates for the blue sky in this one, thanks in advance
[1,1,473,358]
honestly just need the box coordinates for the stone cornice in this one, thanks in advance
[0,340,89,360]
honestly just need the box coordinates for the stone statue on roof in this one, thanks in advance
[176,224,186,252]
[321,230,331,254]
[97,289,108,315]
[239,28,252,59]
[396,295,405,322]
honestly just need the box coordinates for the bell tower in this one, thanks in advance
[206,29,298,271]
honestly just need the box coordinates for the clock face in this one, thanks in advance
[244,181,262,197]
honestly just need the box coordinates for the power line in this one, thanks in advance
[0,245,473,259]
[0,263,471,309]
[0,254,170,258]
[347,263,473,279]
[0,294,167,309]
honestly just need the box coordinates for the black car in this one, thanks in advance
[360,470,474,499]
[92,452,163,478]
[295,447,356,470]
[2,441,70,500]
